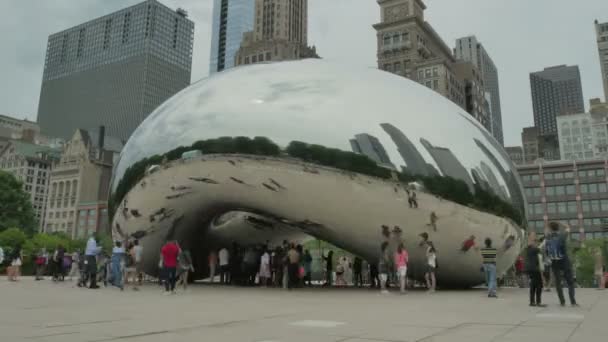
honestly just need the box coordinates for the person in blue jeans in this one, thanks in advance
[546,222,578,307]
[481,238,498,298]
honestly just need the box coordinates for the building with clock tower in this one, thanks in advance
[373,0,465,110]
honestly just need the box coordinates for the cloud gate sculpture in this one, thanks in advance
[110,60,526,287]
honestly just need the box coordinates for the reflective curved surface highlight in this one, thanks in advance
[110,60,526,287]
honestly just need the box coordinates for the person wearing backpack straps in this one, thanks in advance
[545,222,578,307]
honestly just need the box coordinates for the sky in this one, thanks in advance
[0,0,606,147]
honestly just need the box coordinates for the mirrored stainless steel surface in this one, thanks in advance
[110,60,526,287]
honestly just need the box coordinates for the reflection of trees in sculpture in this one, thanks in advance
[110,137,523,226]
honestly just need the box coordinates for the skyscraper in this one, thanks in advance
[373,0,465,111]
[209,0,255,74]
[455,36,504,145]
[420,138,474,192]
[596,20,608,101]
[234,0,318,66]
[37,0,194,141]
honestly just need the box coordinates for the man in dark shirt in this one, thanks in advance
[546,222,577,307]
[353,257,363,287]
[525,233,546,307]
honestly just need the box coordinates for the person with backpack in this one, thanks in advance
[545,222,578,307]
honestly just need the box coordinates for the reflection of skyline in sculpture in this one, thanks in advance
[380,123,430,176]
[349,133,395,169]
[474,138,526,216]
[480,161,508,200]
[420,138,475,192]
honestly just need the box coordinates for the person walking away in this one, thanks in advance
[259,248,271,287]
[68,250,80,281]
[594,248,606,290]
[322,250,334,286]
[481,238,498,298]
[272,247,284,287]
[111,241,126,290]
[177,249,194,291]
[287,244,300,289]
[35,248,47,280]
[161,240,180,294]
[515,255,525,288]
[132,240,144,287]
[8,247,23,281]
[545,222,577,306]
[394,243,409,294]
[353,256,363,287]
[303,250,313,286]
[425,244,437,293]
[85,234,102,289]
[379,242,390,294]
[208,251,218,283]
[369,261,379,289]
[218,247,230,284]
[52,245,65,281]
[525,233,546,307]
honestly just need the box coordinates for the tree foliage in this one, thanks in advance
[0,171,36,235]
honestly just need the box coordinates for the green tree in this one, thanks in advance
[0,227,28,256]
[0,171,36,235]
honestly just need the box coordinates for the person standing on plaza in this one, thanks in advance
[287,244,300,289]
[379,242,390,294]
[353,256,363,287]
[208,250,218,283]
[111,241,125,290]
[394,242,409,294]
[218,247,230,284]
[594,248,605,290]
[52,244,66,281]
[161,239,181,294]
[259,248,271,287]
[68,250,80,281]
[177,249,194,291]
[545,222,577,306]
[322,250,334,287]
[8,247,23,281]
[425,244,437,293]
[35,248,48,280]
[525,233,546,307]
[303,249,313,286]
[132,240,144,287]
[85,233,101,289]
[481,238,498,298]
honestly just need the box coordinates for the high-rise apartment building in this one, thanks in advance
[373,0,466,112]
[529,65,585,161]
[209,0,255,74]
[556,98,608,161]
[530,65,585,136]
[519,159,608,240]
[521,126,541,164]
[37,0,194,141]
[455,36,503,145]
[0,141,61,231]
[234,0,318,67]
[595,20,608,101]
[453,61,490,132]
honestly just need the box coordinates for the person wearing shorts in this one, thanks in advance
[394,242,409,294]
[378,242,390,294]
[425,244,437,292]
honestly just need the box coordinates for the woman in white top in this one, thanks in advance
[425,244,437,293]
[259,249,271,287]
[68,251,80,281]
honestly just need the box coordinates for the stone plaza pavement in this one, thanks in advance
[1,278,606,342]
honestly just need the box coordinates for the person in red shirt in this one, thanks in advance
[161,240,181,294]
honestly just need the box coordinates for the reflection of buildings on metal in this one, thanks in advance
[480,161,508,200]
[350,133,395,170]
[474,138,526,216]
[110,60,525,287]
[420,138,474,192]
[380,123,430,176]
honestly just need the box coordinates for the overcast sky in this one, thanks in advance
[0,0,606,146]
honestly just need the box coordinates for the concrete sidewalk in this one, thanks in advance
[0,277,605,342]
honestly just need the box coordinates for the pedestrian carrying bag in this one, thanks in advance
[546,235,564,261]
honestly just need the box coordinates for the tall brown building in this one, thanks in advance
[373,0,465,110]
[235,0,318,66]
